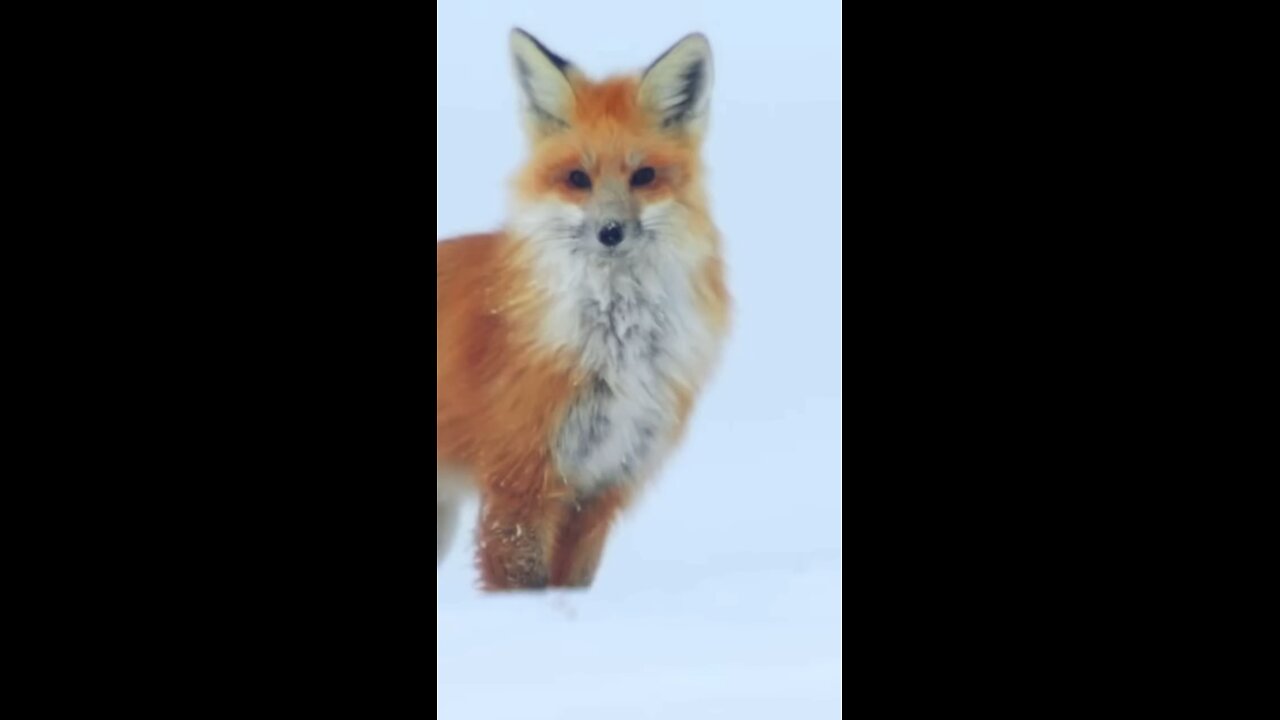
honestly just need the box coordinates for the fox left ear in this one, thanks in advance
[510,28,577,139]
[639,33,714,136]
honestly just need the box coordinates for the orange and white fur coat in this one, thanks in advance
[437,29,729,591]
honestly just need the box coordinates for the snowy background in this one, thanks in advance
[437,1,842,716]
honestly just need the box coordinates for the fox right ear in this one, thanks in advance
[510,29,577,139]
[639,33,714,136]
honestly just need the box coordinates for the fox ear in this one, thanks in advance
[639,33,713,136]
[510,28,576,139]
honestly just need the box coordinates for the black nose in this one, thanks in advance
[598,222,624,247]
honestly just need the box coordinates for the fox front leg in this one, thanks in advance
[475,486,566,591]
[550,487,629,588]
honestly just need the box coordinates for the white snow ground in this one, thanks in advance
[438,2,842,717]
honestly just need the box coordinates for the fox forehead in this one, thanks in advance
[567,76,644,129]
[530,77,690,160]
[530,133,690,174]
[520,87,696,202]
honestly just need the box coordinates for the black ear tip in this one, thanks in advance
[510,28,572,72]
[680,32,711,50]
[510,27,536,48]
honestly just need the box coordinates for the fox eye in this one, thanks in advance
[631,167,656,187]
[568,170,592,190]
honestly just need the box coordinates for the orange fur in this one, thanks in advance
[437,235,581,589]
[438,31,728,591]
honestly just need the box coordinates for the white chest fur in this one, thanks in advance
[520,211,720,492]
[552,266,681,490]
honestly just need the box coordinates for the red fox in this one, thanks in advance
[437,29,730,591]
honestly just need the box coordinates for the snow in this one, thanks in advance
[438,2,841,716]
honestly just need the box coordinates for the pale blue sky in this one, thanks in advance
[438,2,841,716]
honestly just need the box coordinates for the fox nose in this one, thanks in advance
[598,222,624,247]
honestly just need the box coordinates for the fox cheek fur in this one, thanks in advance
[437,28,730,591]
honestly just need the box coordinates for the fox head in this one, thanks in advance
[507,29,717,259]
